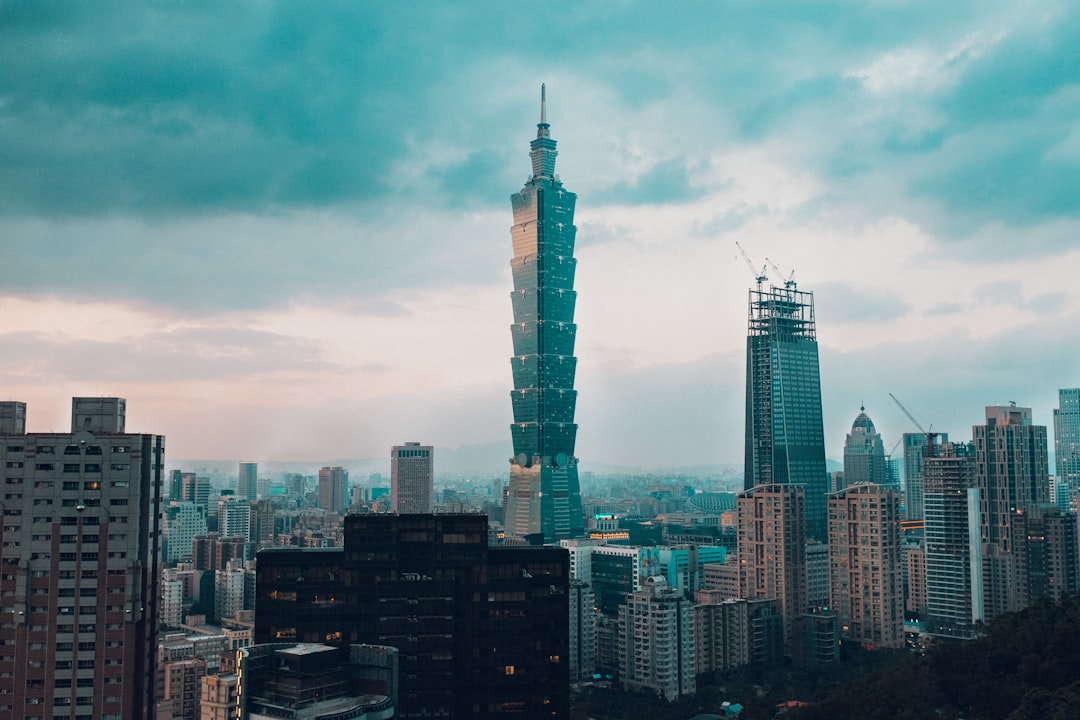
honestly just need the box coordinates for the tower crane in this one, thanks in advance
[889,393,938,446]
[735,241,767,290]
[765,257,796,288]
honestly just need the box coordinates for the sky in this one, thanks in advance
[2,1,1079,471]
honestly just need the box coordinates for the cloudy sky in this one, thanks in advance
[2,1,1078,470]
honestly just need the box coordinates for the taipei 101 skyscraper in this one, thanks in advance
[504,85,585,542]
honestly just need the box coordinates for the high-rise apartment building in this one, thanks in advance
[238,461,258,501]
[1054,389,1080,506]
[618,576,695,701]
[744,282,828,543]
[826,483,904,648]
[217,494,251,542]
[923,440,983,639]
[975,404,1050,548]
[737,484,807,653]
[0,397,164,720]
[568,579,596,680]
[504,86,585,543]
[902,431,947,521]
[389,444,432,514]
[163,500,208,564]
[318,465,348,514]
[974,403,1050,620]
[842,406,888,488]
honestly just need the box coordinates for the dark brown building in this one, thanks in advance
[255,514,569,719]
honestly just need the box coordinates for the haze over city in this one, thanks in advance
[2,2,1078,468]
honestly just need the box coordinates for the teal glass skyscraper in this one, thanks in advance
[744,282,829,543]
[504,86,584,542]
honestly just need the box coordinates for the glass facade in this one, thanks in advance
[744,284,829,543]
[1054,388,1080,507]
[505,86,584,542]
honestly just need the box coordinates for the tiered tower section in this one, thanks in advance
[505,85,584,542]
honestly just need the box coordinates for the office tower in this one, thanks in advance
[737,484,808,652]
[842,406,888,488]
[255,514,570,719]
[744,281,828,543]
[902,431,947,521]
[217,494,251,541]
[172,470,211,510]
[826,483,904,648]
[1054,389,1080,506]
[618,577,695,701]
[504,85,586,543]
[923,440,983,639]
[236,643,397,720]
[568,580,596,680]
[318,465,348,514]
[974,404,1050,619]
[163,500,209,564]
[238,461,258,501]
[389,444,432,513]
[0,397,164,720]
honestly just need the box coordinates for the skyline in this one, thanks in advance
[2,2,1079,468]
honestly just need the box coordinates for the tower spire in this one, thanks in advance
[530,83,557,179]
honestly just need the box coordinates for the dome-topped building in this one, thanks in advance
[843,405,889,488]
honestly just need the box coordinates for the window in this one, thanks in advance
[63,465,79,473]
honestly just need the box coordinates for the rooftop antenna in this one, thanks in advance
[541,83,546,125]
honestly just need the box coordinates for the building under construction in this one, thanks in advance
[744,282,829,544]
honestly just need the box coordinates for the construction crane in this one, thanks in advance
[765,257,796,288]
[888,393,930,434]
[735,241,767,289]
[889,393,938,451]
